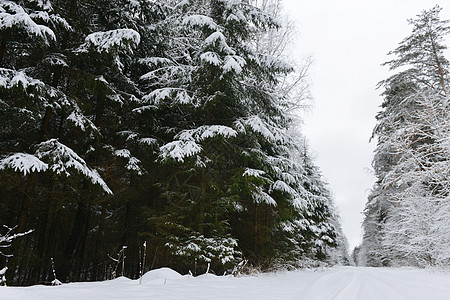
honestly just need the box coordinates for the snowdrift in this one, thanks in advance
[1,267,450,300]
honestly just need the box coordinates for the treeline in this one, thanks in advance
[0,0,348,285]
[358,6,450,267]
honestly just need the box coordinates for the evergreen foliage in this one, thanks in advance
[0,0,344,284]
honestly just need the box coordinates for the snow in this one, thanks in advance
[35,139,113,194]
[83,29,140,53]
[67,109,98,132]
[140,267,183,283]
[139,138,158,146]
[29,11,72,32]
[0,153,48,175]
[138,57,173,67]
[257,54,292,73]
[0,67,72,108]
[43,54,68,67]
[204,32,235,55]
[218,0,242,9]
[126,157,143,175]
[114,149,131,158]
[223,55,246,74]
[281,171,297,185]
[235,116,287,142]
[159,140,202,162]
[114,149,144,175]
[2,267,450,299]
[242,168,265,178]
[183,15,218,30]
[227,13,244,23]
[292,197,307,209]
[32,0,53,11]
[251,185,277,206]
[165,235,239,265]
[174,0,189,9]
[159,125,238,161]
[176,125,237,142]
[0,1,56,43]
[271,180,296,195]
[51,279,62,286]
[0,68,43,90]
[200,52,221,66]
[142,88,192,105]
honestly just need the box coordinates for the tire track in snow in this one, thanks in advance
[303,267,362,300]
[304,267,450,300]
[327,269,361,300]
[362,268,450,300]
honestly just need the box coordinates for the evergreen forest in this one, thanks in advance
[0,0,349,285]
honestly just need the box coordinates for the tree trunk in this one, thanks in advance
[254,205,258,252]
[198,170,207,235]
[29,207,50,283]
[94,201,107,278]
[40,107,52,141]
[65,199,88,256]
[0,29,10,65]
[429,31,447,93]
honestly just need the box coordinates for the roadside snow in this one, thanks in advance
[1,266,450,300]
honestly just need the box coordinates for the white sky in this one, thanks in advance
[282,0,450,250]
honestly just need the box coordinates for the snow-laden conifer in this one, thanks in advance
[361,6,450,267]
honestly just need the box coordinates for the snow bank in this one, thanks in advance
[140,267,184,285]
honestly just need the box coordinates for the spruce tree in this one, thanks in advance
[1,0,344,283]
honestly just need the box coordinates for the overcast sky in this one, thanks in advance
[282,0,450,250]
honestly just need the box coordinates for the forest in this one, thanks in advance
[0,0,349,285]
[2,0,449,289]
[357,6,450,268]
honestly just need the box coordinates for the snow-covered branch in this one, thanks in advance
[0,225,33,257]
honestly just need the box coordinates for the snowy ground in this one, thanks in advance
[1,266,450,300]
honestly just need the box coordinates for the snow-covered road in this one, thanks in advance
[302,266,450,299]
[1,266,449,300]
